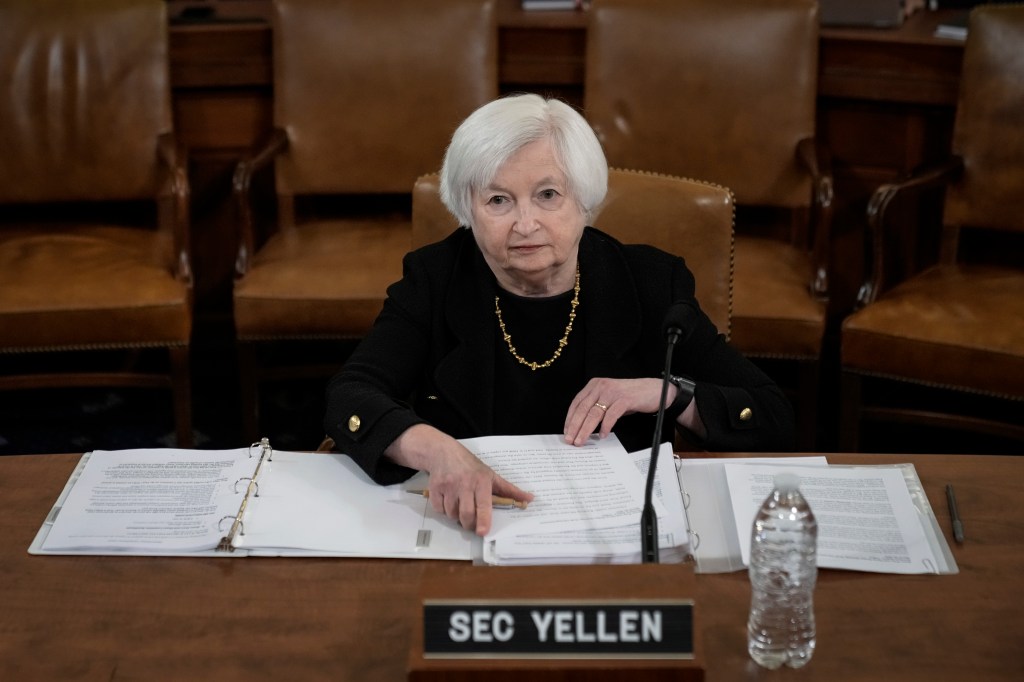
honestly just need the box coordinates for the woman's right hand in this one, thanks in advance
[384,424,533,536]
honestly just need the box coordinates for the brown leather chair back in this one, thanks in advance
[272,0,498,197]
[838,5,1024,451]
[413,169,735,337]
[584,0,817,209]
[0,0,193,446]
[233,0,498,441]
[0,0,173,203]
[584,0,828,451]
[945,6,1024,234]
[411,173,459,246]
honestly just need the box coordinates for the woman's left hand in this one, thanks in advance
[563,377,668,446]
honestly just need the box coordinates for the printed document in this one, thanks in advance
[722,462,952,574]
[34,447,474,559]
[469,436,690,565]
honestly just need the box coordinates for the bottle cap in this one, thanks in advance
[774,472,800,491]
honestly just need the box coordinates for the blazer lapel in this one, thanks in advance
[433,237,498,434]
[579,229,644,379]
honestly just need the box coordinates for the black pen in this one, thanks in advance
[945,484,964,544]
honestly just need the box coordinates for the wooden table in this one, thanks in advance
[2,452,1021,680]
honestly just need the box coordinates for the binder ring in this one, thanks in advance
[218,516,245,536]
[688,530,701,551]
[249,437,274,461]
[682,491,691,509]
[235,477,259,496]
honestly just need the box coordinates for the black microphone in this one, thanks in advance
[641,302,698,563]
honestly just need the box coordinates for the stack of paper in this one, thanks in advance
[470,437,691,565]
[677,457,959,575]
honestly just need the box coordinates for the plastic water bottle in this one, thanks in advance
[747,472,817,669]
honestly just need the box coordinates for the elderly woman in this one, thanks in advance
[325,93,794,535]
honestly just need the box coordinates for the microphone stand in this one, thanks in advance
[641,325,682,564]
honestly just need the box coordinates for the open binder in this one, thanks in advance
[28,434,684,563]
[672,457,959,575]
[29,439,476,559]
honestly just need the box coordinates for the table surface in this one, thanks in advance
[1,451,1021,681]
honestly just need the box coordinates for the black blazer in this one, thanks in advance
[325,227,795,484]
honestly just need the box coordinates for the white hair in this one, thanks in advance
[439,93,608,228]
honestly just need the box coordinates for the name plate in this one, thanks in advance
[423,599,694,659]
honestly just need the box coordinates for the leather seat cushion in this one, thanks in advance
[729,236,825,358]
[842,264,1024,399]
[0,226,191,350]
[234,218,410,339]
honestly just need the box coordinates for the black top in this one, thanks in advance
[492,286,586,437]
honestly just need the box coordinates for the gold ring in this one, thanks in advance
[594,402,608,411]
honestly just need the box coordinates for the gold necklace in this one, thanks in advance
[494,265,580,371]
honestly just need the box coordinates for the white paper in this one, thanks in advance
[480,442,690,565]
[677,456,828,573]
[461,435,689,565]
[237,451,474,559]
[35,436,679,563]
[723,462,943,574]
[37,447,474,560]
[630,441,691,557]
[467,434,655,536]
[41,448,257,552]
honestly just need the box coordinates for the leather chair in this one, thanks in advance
[839,5,1024,451]
[584,0,833,450]
[413,168,735,342]
[233,0,498,440]
[0,0,194,447]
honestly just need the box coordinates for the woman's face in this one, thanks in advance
[469,138,586,297]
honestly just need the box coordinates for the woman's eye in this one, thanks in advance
[538,189,558,201]
[488,195,508,206]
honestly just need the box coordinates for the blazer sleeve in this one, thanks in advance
[323,248,438,484]
[611,241,795,452]
[666,259,796,452]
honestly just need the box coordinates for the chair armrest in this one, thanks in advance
[157,132,193,287]
[856,156,964,308]
[233,127,290,277]
[796,137,834,301]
